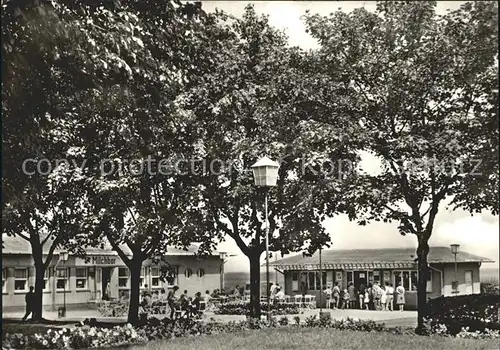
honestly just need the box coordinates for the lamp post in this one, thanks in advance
[319,246,322,314]
[450,244,460,295]
[219,252,227,291]
[251,156,280,321]
[59,250,69,318]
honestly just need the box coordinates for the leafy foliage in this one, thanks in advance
[425,294,500,335]
[303,0,499,333]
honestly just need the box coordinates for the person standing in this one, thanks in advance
[167,286,179,319]
[372,282,382,310]
[385,283,394,311]
[324,284,333,309]
[396,282,406,311]
[22,286,35,321]
[364,287,370,310]
[380,283,387,311]
[332,281,341,309]
[348,282,356,309]
[358,284,365,310]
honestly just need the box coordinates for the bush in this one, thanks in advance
[425,294,500,335]
[279,316,289,326]
[3,324,147,349]
[214,302,299,316]
[481,282,500,296]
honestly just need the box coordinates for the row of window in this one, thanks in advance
[2,268,85,292]
[290,270,434,292]
[3,266,207,292]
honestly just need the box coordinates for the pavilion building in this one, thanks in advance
[269,247,494,309]
[2,236,223,312]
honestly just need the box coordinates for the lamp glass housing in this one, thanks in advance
[251,157,279,187]
[450,244,460,255]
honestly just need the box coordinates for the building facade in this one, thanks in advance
[270,247,493,309]
[2,237,222,311]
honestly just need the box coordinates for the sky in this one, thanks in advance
[200,1,499,272]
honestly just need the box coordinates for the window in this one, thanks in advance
[151,266,161,287]
[2,269,6,293]
[426,270,433,293]
[184,268,192,279]
[76,268,88,289]
[306,271,327,291]
[118,268,129,288]
[410,271,418,291]
[291,271,299,292]
[347,271,354,284]
[196,268,205,278]
[383,271,390,283]
[393,270,419,291]
[14,269,28,291]
[139,267,146,288]
[43,269,50,291]
[56,268,68,290]
[373,270,381,283]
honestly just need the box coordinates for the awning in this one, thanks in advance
[270,262,416,270]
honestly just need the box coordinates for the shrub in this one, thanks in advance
[3,324,148,349]
[481,282,500,296]
[214,302,299,316]
[293,316,301,326]
[319,312,332,327]
[330,318,386,332]
[304,315,319,327]
[279,316,289,326]
[425,294,500,335]
[456,327,500,339]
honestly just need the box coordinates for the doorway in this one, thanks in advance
[102,267,112,300]
[465,270,473,294]
[353,271,368,289]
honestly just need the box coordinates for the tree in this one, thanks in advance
[303,1,498,334]
[2,0,214,324]
[65,0,220,324]
[183,5,358,318]
[2,0,100,321]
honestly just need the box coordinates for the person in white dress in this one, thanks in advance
[396,282,406,311]
[380,284,387,310]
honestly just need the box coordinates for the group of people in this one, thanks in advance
[324,281,406,311]
[138,286,208,319]
[270,283,285,302]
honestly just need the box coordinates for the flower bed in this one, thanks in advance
[425,294,500,335]
[3,313,499,349]
[214,302,300,315]
[2,323,147,349]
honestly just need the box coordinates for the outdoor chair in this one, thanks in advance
[307,295,316,309]
[294,295,302,307]
[97,300,114,317]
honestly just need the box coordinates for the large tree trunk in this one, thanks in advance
[248,251,262,319]
[415,238,430,335]
[31,240,45,321]
[127,257,142,325]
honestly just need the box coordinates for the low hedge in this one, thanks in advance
[425,294,500,335]
[3,314,499,349]
[214,302,300,316]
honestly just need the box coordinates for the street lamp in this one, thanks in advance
[450,244,460,295]
[59,250,69,318]
[251,156,280,321]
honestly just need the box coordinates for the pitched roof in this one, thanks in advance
[2,235,212,257]
[269,247,494,270]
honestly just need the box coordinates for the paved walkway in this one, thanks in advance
[2,308,417,327]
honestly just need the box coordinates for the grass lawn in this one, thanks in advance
[125,328,499,350]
